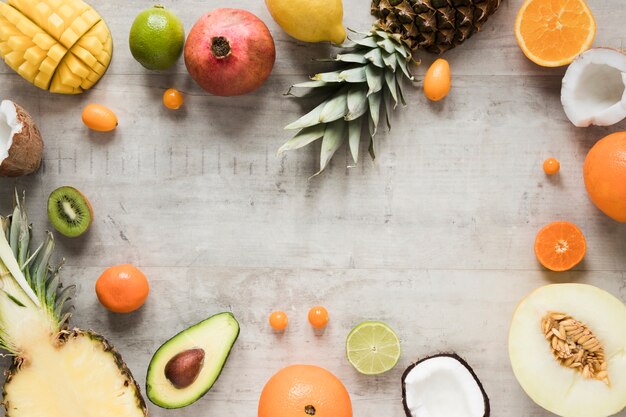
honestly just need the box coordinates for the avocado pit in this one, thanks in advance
[164,348,205,389]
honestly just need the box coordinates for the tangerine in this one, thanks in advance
[258,365,352,417]
[584,131,626,222]
[534,222,586,272]
[96,264,150,313]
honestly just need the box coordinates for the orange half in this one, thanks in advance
[515,0,596,67]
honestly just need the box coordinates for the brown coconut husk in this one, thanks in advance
[0,101,43,177]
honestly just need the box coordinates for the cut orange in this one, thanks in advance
[515,0,596,67]
[534,221,586,272]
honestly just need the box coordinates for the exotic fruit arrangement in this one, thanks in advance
[0,195,147,417]
[0,0,112,93]
[278,0,502,174]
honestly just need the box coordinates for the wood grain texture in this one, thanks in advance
[0,0,625,416]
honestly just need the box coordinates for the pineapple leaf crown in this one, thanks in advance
[278,25,417,176]
[0,191,74,351]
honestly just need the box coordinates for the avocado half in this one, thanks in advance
[146,312,240,409]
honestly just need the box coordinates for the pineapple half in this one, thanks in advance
[0,193,146,417]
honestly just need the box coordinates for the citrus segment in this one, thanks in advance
[534,221,586,272]
[515,0,596,67]
[346,321,401,375]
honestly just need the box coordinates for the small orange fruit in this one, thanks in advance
[543,157,560,175]
[515,0,596,67]
[258,365,352,417]
[584,131,626,222]
[423,58,451,101]
[82,104,118,132]
[96,264,150,313]
[308,306,329,329]
[163,88,184,110]
[269,311,288,331]
[534,222,586,272]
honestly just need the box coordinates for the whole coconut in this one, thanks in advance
[0,100,43,177]
[184,8,276,96]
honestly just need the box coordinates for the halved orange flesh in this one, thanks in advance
[515,0,596,67]
[534,221,586,271]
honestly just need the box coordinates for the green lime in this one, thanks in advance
[346,321,401,375]
[129,5,185,70]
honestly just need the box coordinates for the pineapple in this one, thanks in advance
[279,0,501,175]
[0,0,112,94]
[372,0,503,54]
[0,193,146,417]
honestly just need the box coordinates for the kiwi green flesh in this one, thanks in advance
[47,187,92,237]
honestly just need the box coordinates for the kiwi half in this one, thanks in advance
[47,186,93,237]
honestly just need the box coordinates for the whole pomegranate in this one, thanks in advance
[184,8,276,96]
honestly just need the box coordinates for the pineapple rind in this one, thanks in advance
[371,0,502,54]
[0,0,112,93]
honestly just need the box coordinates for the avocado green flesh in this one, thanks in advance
[146,312,240,409]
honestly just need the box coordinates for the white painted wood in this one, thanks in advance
[0,0,625,416]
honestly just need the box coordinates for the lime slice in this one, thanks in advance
[346,321,401,375]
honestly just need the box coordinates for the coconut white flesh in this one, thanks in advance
[561,48,626,127]
[0,100,22,163]
[509,284,626,417]
[404,356,486,417]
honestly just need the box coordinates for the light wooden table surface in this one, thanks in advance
[1,0,625,416]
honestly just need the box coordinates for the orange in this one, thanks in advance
[515,0,596,67]
[258,365,352,417]
[82,104,118,132]
[96,264,150,313]
[584,132,626,222]
[534,221,586,272]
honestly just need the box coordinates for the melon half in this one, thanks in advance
[509,284,626,417]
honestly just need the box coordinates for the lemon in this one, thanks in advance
[265,0,346,44]
[346,321,401,375]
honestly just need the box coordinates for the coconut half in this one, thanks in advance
[0,100,43,177]
[402,353,490,417]
[561,48,626,127]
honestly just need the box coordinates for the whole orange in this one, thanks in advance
[258,365,352,417]
[584,131,626,222]
[95,264,150,313]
